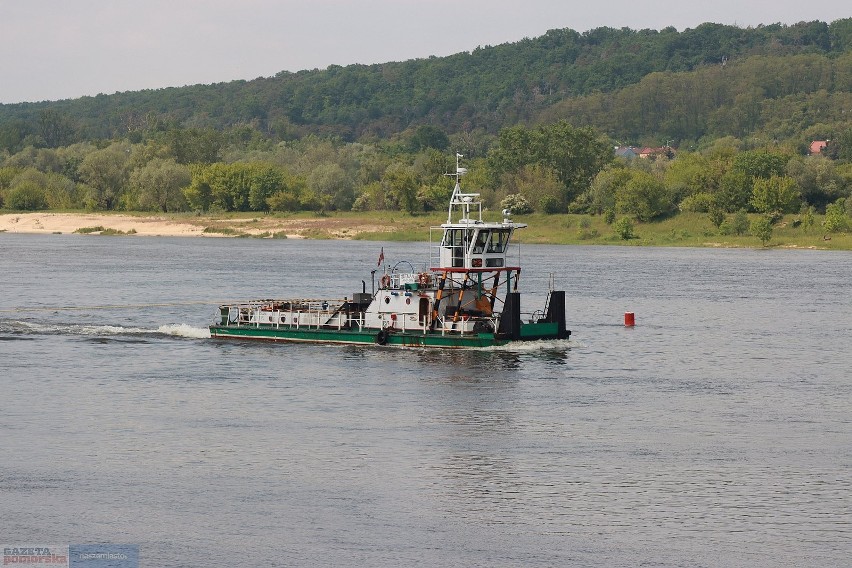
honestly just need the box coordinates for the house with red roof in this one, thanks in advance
[637,146,675,160]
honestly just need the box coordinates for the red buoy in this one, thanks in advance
[624,312,635,327]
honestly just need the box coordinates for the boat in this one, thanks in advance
[209,155,570,348]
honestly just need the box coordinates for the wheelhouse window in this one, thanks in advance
[487,229,511,253]
[472,230,489,254]
[441,228,473,268]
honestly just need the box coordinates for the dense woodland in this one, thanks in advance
[1,19,852,235]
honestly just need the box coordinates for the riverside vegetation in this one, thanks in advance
[1,19,851,248]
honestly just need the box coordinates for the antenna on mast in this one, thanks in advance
[444,153,481,224]
[454,153,467,181]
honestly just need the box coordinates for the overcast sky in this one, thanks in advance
[1,0,849,104]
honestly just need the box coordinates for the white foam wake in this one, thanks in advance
[483,338,576,352]
[157,323,211,339]
[2,319,210,339]
[6,320,150,335]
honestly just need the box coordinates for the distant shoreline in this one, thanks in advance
[1,211,847,250]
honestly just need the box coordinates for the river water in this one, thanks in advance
[1,234,849,567]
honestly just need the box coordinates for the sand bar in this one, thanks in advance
[0,212,209,237]
[0,212,392,239]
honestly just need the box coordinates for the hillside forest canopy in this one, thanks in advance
[1,19,852,233]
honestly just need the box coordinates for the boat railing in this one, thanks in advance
[229,298,345,310]
[389,271,417,289]
[384,264,429,288]
[226,298,353,330]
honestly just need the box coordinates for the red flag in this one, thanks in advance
[377,247,384,266]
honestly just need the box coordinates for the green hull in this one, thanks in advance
[209,321,566,349]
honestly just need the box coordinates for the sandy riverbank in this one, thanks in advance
[3,211,847,249]
[0,212,392,239]
[0,212,208,237]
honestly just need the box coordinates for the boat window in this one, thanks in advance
[488,229,510,253]
[472,230,489,254]
[441,228,475,267]
[441,228,465,248]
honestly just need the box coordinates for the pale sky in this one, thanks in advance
[1,0,849,104]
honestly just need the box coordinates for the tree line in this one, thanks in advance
[2,121,851,236]
[2,18,851,235]
[0,19,850,153]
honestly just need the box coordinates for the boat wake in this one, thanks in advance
[0,319,211,340]
[482,338,576,352]
[156,323,212,339]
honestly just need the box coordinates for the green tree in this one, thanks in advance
[43,173,78,209]
[829,17,852,51]
[732,209,750,235]
[616,171,671,221]
[823,198,849,233]
[750,215,774,246]
[487,125,539,175]
[408,125,449,152]
[183,162,299,212]
[78,143,132,210]
[308,162,353,211]
[541,121,613,201]
[717,170,753,213]
[580,166,632,214]
[488,121,612,205]
[38,109,77,148]
[55,143,95,183]
[130,158,191,212]
[266,172,307,212]
[614,217,635,240]
[750,175,800,217]
[382,163,419,214]
[417,180,455,212]
[0,167,19,190]
[732,151,789,180]
[6,181,48,210]
[184,164,212,211]
[500,164,565,213]
[708,207,725,228]
[9,167,78,209]
[800,205,816,233]
[248,163,288,211]
[0,120,30,154]
[351,181,386,212]
[185,163,249,211]
[828,128,852,161]
[165,128,222,164]
[786,155,843,210]
[679,192,716,213]
[664,152,715,204]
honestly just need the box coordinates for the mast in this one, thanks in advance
[445,153,479,224]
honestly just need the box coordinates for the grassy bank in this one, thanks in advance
[515,212,852,250]
[352,211,852,250]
